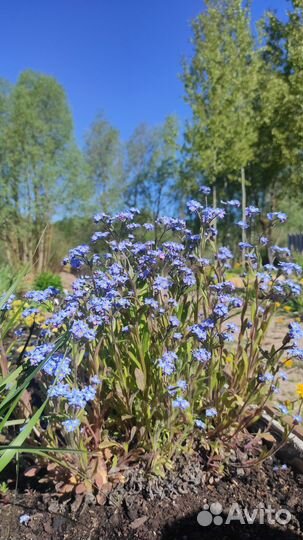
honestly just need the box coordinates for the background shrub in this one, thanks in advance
[33,271,63,291]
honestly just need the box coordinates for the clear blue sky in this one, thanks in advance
[0,0,289,145]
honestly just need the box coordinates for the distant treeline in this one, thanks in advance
[1,0,303,271]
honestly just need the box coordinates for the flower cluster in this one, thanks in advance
[5,200,303,480]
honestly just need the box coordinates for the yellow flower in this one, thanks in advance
[226,355,233,363]
[284,306,292,313]
[275,302,281,308]
[284,359,293,368]
[12,299,23,308]
[297,384,303,399]
[17,345,34,353]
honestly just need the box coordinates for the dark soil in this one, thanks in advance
[1,454,303,540]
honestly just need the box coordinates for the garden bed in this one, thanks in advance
[1,452,303,540]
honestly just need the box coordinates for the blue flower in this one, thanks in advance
[278,371,288,381]
[91,231,110,242]
[169,316,180,328]
[221,199,240,208]
[71,320,96,341]
[264,264,277,272]
[144,298,159,310]
[0,293,16,311]
[288,322,303,341]
[288,348,303,360]
[156,216,186,231]
[205,407,217,417]
[246,206,260,218]
[195,419,206,429]
[163,242,185,253]
[81,385,97,401]
[236,221,249,230]
[94,212,111,224]
[239,242,253,249]
[22,307,39,318]
[90,375,102,385]
[192,348,211,363]
[48,383,71,399]
[200,186,211,195]
[177,379,188,391]
[172,397,190,410]
[271,246,290,257]
[187,200,203,213]
[190,324,207,342]
[272,280,301,299]
[143,223,154,231]
[278,404,289,415]
[267,212,287,223]
[201,207,225,224]
[25,344,54,366]
[181,268,196,287]
[25,287,59,303]
[158,352,177,375]
[153,276,171,293]
[113,210,137,223]
[259,373,274,382]
[213,303,229,318]
[260,236,269,246]
[278,262,302,276]
[66,386,96,408]
[19,514,31,525]
[210,281,235,294]
[69,244,90,257]
[122,325,130,333]
[62,418,81,432]
[43,354,71,381]
[168,380,188,395]
[217,247,233,262]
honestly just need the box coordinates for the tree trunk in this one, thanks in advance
[212,182,217,229]
[213,183,217,209]
[241,167,246,266]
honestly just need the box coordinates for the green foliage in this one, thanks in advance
[33,272,63,291]
[182,0,260,194]
[125,115,180,217]
[0,268,42,472]
[0,70,91,271]
[253,1,303,203]
[84,112,124,213]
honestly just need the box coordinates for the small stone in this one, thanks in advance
[110,511,121,527]
[43,520,53,534]
[85,493,96,505]
[48,500,60,513]
[129,516,148,529]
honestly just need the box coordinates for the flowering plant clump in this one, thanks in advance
[2,198,303,491]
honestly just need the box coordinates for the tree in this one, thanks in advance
[125,115,179,218]
[0,70,86,271]
[182,0,260,236]
[254,0,303,209]
[84,113,124,213]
